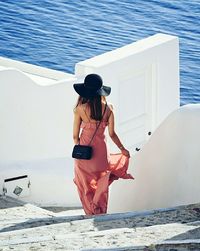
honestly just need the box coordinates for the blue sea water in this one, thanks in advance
[0,0,199,105]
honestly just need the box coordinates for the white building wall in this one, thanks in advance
[108,104,200,213]
[0,157,79,207]
[2,33,197,213]
[75,33,179,153]
[0,56,73,81]
[0,68,76,162]
[0,64,80,207]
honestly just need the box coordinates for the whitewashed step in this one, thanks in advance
[43,207,84,216]
[154,239,200,251]
[0,196,200,250]
[0,196,56,232]
[1,202,200,234]
[0,221,199,250]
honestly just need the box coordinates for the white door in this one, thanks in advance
[117,63,156,154]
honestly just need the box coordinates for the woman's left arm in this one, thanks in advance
[73,107,82,144]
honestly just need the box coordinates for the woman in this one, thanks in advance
[73,73,134,215]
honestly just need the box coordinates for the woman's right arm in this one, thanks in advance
[108,106,130,158]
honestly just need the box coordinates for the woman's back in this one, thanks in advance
[77,101,111,124]
[78,102,111,144]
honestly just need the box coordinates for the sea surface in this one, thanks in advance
[0,0,199,105]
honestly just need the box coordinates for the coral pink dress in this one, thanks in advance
[73,104,134,215]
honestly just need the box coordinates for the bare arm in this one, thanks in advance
[73,107,82,144]
[108,106,130,157]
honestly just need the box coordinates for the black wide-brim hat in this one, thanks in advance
[73,74,111,99]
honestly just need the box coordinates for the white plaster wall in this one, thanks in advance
[108,104,200,213]
[0,68,81,206]
[1,33,192,211]
[0,56,74,80]
[75,33,180,153]
[0,157,80,207]
[0,68,76,162]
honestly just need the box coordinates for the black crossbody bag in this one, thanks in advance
[72,103,107,160]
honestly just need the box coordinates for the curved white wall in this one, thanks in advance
[0,68,76,162]
[108,104,200,213]
[0,68,80,207]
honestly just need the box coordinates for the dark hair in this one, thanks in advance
[75,95,103,121]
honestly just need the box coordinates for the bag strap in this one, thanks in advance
[88,102,107,145]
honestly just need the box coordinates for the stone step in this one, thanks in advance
[0,203,55,220]
[0,195,56,232]
[0,195,55,218]
[0,221,199,250]
[1,241,200,251]
[1,195,200,250]
[42,206,84,215]
[1,200,200,234]
[0,195,25,209]
[0,214,200,249]
[154,239,200,251]
[84,240,200,251]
